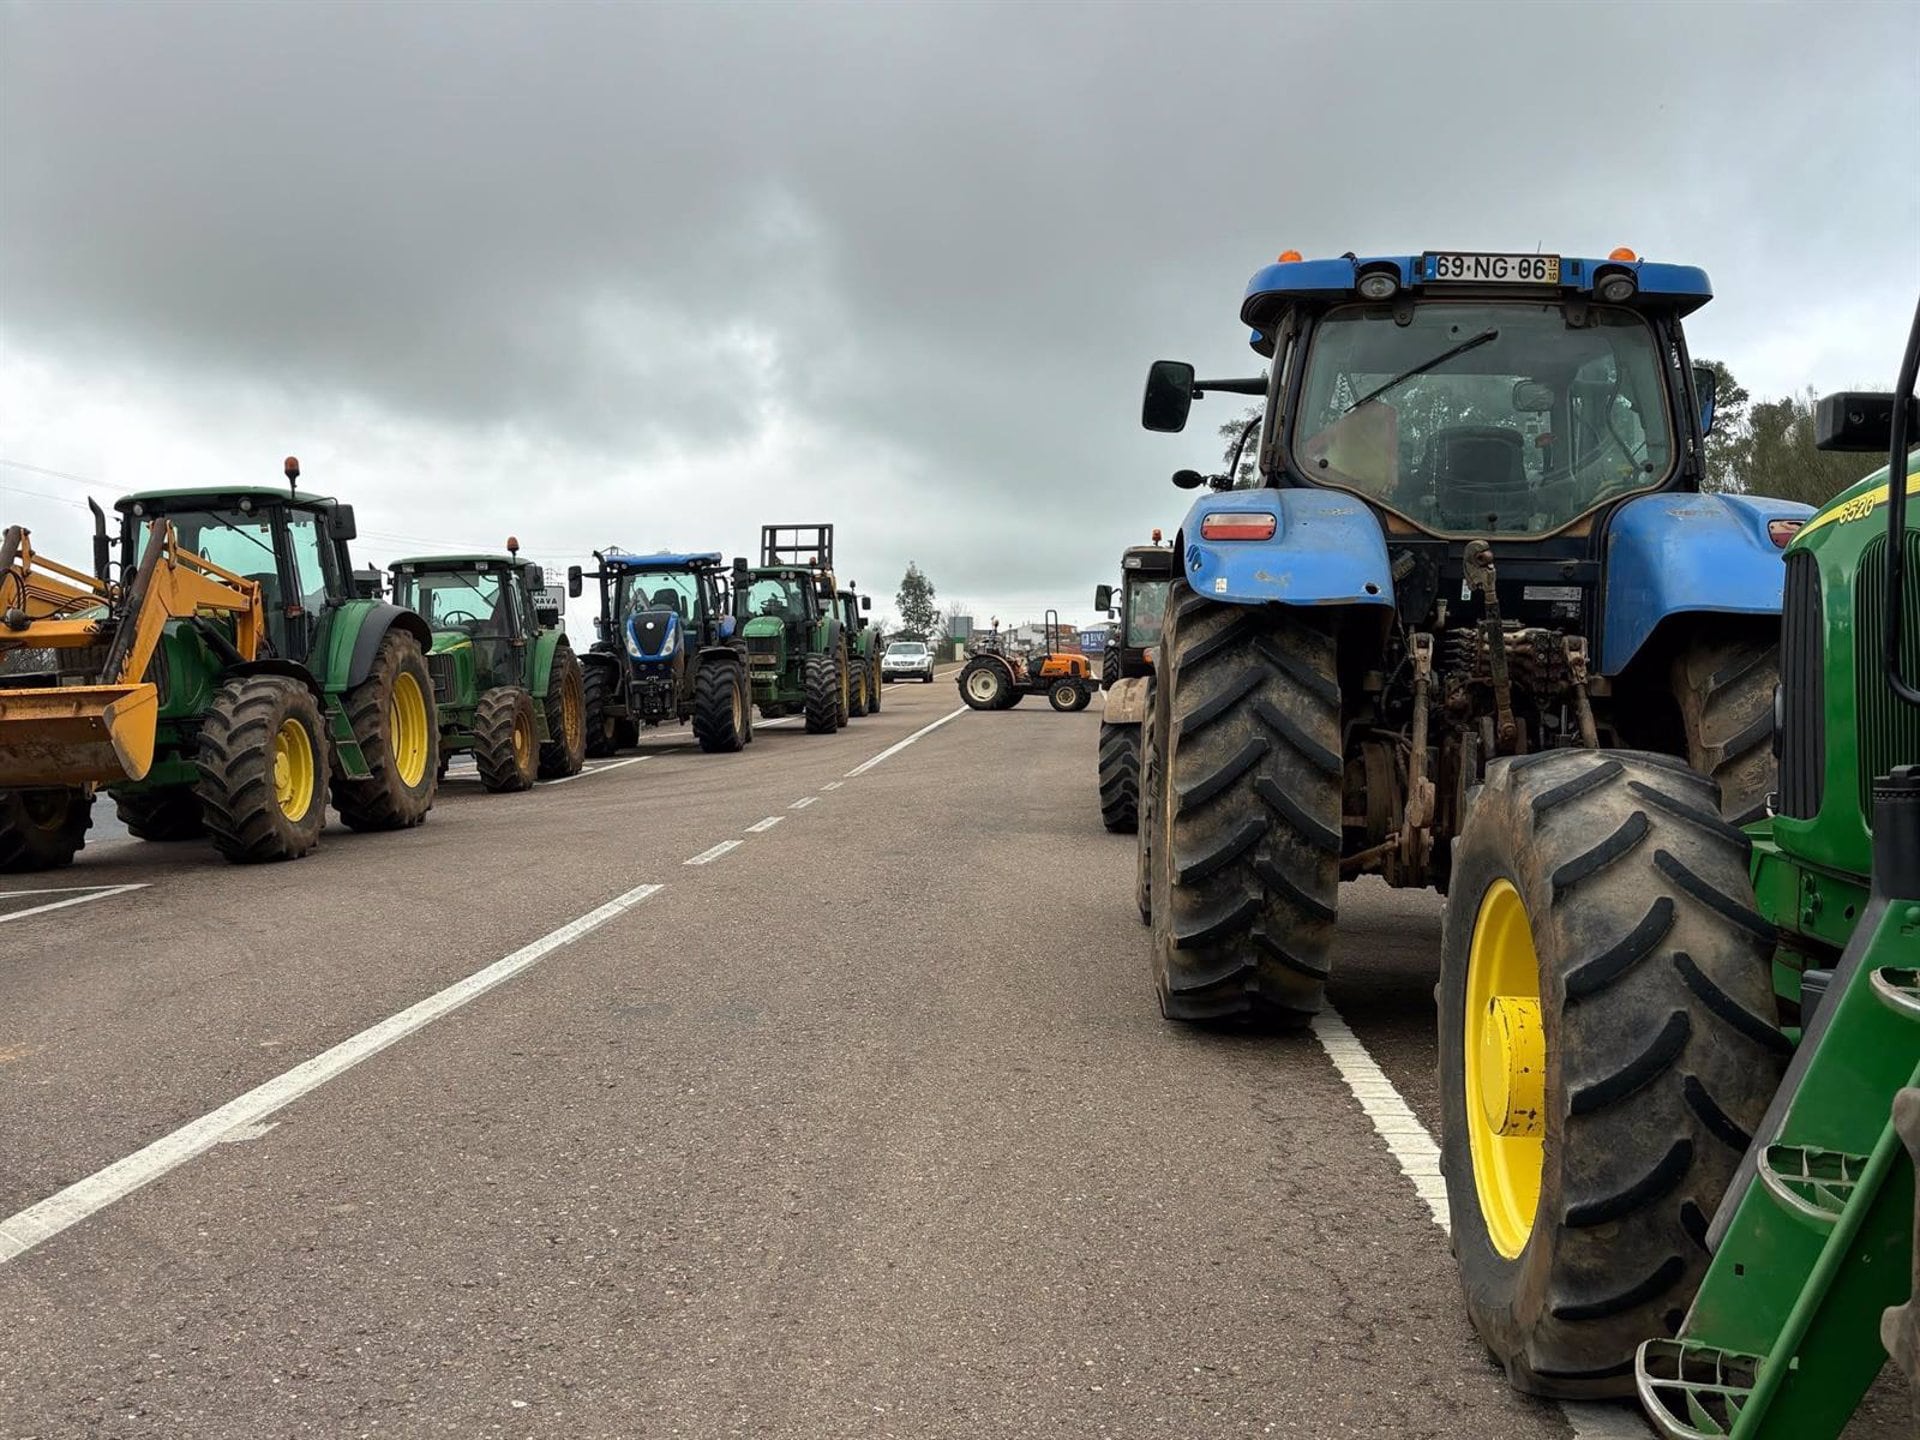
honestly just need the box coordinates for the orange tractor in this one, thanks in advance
[956,610,1096,712]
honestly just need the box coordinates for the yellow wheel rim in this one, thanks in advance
[513,707,535,769]
[273,718,315,823]
[562,668,584,745]
[388,670,430,787]
[1464,877,1547,1259]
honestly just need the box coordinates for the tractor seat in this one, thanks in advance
[1431,426,1528,528]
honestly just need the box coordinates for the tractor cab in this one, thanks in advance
[1095,530,1176,686]
[576,551,731,663]
[389,544,551,694]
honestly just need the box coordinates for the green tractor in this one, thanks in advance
[1094,534,1174,834]
[837,584,882,717]
[387,540,587,791]
[1436,298,1920,1436]
[0,459,438,867]
[737,524,851,734]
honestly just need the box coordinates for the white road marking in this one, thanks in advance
[0,880,664,1266]
[542,755,650,786]
[745,816,784,833]
[684,839,743,866]
[758,717,799,728]
[789,796,818,809]
[1313,1007,1653,1439]
[820,781,843,791]
[0,884,149,926]
[844,705,969,778]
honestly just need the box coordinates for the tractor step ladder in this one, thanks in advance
[1636,919,1920,1440]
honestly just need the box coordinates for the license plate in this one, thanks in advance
[1426,252,1560,285]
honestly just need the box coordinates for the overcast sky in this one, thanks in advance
[3,0,1916,642]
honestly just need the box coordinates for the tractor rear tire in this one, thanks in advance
[331,629,438,831]
[1098,722,1140,833]
[692,659,749,753]
[1671,637,1778,825]
[1136,701,1157,924]
[537,647,587,779]
[0,787,92,872]
[1438,748,1785,1398]
[582,663,620,758]
[803,653,839,734]
[960,659,1010,711]
[849,659,870,718]
[473,687,539,793]
[1148,584,1341,1026]
[835,649,852,729]
[196,676,327,864]
[113,786,205,842]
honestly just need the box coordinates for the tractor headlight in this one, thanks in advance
[1357,271,1398,301]
[1595,272,1637,303]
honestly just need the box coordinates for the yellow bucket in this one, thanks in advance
[0,683,160,785]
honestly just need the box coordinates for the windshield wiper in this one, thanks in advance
[1345,328,1500,413]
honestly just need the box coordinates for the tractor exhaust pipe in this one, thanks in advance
[88,498,111,586]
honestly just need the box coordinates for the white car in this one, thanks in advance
[881,640,935,683]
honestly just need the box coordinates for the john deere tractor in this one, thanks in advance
[837,584,882,717]
[571,549,754,755]
[388,541,586,791]
[738,524,850,735]
[1093,534,1175,833]
[0,460,438,867]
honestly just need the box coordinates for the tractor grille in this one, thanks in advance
[1855,530,1920,821]
[745,635,781,671]
[427,652,456,702]
[1775,549,1824,820]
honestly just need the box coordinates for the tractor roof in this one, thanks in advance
[600,551,723,570]
[1240,251,1713,354]
[115,485,342,513]
[389,553,535,571]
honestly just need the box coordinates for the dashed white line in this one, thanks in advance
[0,881,664,1266]
[1312,1007,1653,1439]
[789,796,818,809]
[820,781,843,791]
[0,884,150,926]
[684,839,744,866]
[746,817,784,833]
[542,755,650,786]
[844,705,969,778]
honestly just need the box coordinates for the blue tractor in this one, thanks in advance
[567,548,754,755]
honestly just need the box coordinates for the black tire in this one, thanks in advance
[582,662,620,758]
[613,716,640,749]
[1102,643,1121,690]
[1136,696,1158,924]
[1069,681,1093,713]
[803,652,839,734]
[1671,638,1778,825]
[849,654,870,718]
[1438,748,1786,1398]
[1049,678,1081,712]
[835,648,851,729]
[0,787,92,872]
[196,676,328,863]
[692,658,749,753]
[473,687,538,793]
[537,647,587,779]
[1098,722,1140,833]
[866,656,882,713]
[922,669,934,683]
[112,786,205,842]
[331,628,438,831]
[1148,584,1341,1026]
[959,659,1010,711]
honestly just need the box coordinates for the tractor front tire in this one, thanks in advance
[113,786,205,842]
[1098,722,1140,833]
[1438,748,1786,1398]
[1148,584,1341,1026]
[867,658,882,713]
[196,676,328,864]
[1671,637,1778,825]
[692,660,749,753]
[835,650,852,729]
[1049,678,1082,712]
[473,687,539,793]
[0,787,92,872]
[803,653,839,734]
[959,659,1010,711]
[538,647,588,779]
[849,658,870,718]
[332,629,438,831]
[582,663,620,758]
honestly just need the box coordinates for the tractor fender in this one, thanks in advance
[1104,676,1151,727]
[332,602,434,691]
[526,630,567,700]
[228,658,326,700]
[1600,491,1814,674]
[1176,490,1397,608]
[695,643,743,670]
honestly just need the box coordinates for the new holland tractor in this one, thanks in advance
[957,612,1097,712]
[572,548,754,755]
[737,524,850,735]
[837,584,882,717]
[388,541,587,791]
[1094,534,1175,833]
[0,460,437,867]
[1420,300,1919,1431]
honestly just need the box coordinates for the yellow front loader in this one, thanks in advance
[0,521,264,869]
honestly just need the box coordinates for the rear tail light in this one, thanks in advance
[1200,512,1277,541]
[1769,518,1806,548]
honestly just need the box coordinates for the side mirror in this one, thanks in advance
[326,504,357,542]
[861,594,871,611]
[1692,364,1718,435]
[1815,390,1916,452]
[1094,584,1114,612]
[1142,360,1196,433]
[732,557,750,592]
[1171,469,1206,490]
[567,564,584,598]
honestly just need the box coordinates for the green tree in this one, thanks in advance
[1744,389,1882,508]
[894,562,939,642]
[1217,405,1262,484]
[1696,358,1752,495]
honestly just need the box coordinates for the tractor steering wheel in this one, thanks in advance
[439,608,481,626]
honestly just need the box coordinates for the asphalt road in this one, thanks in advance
[0,676,1907,1439]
